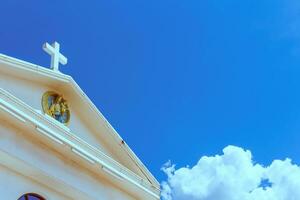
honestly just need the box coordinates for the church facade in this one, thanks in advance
[0,42,160,200]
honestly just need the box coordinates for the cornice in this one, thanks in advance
[0,53,71,82]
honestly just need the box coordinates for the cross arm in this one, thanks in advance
[59,54,68,65]
[43,43,54,55]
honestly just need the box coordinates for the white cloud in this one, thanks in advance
[161,145,300,200]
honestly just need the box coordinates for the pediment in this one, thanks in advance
[0,53,159,189]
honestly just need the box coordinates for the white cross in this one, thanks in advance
[43,41,68,72]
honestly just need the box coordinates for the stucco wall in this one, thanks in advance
[0,122,137,200]
[0,164,70,200]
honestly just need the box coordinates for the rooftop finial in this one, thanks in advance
[43,41,67,72]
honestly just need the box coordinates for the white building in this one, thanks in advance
[0,42,160,200]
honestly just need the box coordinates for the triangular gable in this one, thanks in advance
[0,53,159,189]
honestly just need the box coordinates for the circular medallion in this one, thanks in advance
[42,91,70,125]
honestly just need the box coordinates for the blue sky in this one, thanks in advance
[2,0,300,185]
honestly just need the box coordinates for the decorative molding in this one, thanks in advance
[0,103,27,123]
[36,127,64,145]
[102,166,124,181]
[71,147,96,164]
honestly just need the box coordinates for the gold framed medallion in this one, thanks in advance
[42,91,70,125]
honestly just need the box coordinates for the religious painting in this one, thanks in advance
[42,91,70,125]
